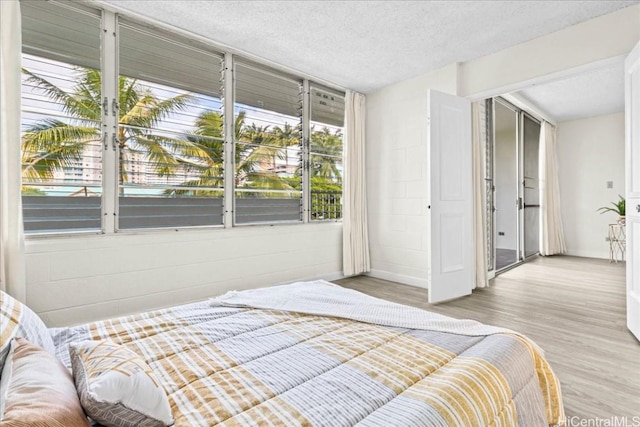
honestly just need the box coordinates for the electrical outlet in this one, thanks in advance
[605,236,610,242]
[607,181,613,189]
[498,232,505,236]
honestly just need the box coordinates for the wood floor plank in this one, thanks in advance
[335,255,640,420]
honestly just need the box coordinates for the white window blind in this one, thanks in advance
[309,84,345,220]
[117,20,225,229]
[21,0,103,233]
[234,60,303,224]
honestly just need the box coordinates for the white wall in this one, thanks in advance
[26,223,342,326]
[366,64,458,288]
[364,5,638,287]
[557,112,625,259]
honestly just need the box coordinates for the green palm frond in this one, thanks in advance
[119,77,141,116]
[163,166,225,196]
[145,93,193,126]
[120,90,193,130]
[272,123,301,147]
[21,119,99,181]
[233,111,246,141]
[310,126,343,156]
[23,68,102,121]
[193,110,224,139]
[128,136,183,178]
[237,171,297,198]
[22,68,75,110]
[22,119,99,152]
[66,68,102,121]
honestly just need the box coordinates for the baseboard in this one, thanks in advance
[366,269,428,289]
[565,249,610,260]
[280,271,346,286]
[318,271,348,282]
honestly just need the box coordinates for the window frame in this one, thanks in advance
[114,17,227,231]
[232,58,305,226]
[20,1,346,237]
[308,83,345,222]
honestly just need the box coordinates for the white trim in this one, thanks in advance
[366,269,428,289]
[223,52,235,228]
[286,271,345,285]
[87,0,347,93]
[302,79,311,223]
[564,249,610,260]
[467,55,626,102]
[502,93,557,126]
[101,10,118,234]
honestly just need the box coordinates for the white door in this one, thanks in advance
[625,41,640,341]
[427,90,473,303]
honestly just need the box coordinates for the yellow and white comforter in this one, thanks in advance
[53,282,564,427]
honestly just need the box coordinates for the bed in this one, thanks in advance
[1,281,564,427]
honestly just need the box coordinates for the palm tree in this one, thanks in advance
[272,123,300,172]
[310,126,343,185]
[175,110,240,195]
[308,126,343,219]
[176,111,301,197]
[21,68,208,186]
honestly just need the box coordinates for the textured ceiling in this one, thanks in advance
[515,61,625,122]
[100,0,638,93]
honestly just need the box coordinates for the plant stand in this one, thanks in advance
[609,223,626,263]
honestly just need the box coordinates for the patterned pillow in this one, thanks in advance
[0,291,55,374]
[69,340,173,427]
[0,337,90,426]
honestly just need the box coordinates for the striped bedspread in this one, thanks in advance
[52,284,564,427]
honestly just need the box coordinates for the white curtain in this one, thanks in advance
[0,0,26,300]
[472,102,488,288]
[342,91,370,276]
[539,121,567,256]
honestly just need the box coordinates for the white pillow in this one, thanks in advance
[69,340,173,427]
[0,291,55,375]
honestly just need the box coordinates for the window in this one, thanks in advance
[117,20,224,229]
[19,2,345,234]
[21,1,102,232]
[309,84,344,220]
[234,61,303,224]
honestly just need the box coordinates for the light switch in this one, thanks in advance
[607,181,613,189]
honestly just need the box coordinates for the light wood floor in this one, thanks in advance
[335,255,640,420]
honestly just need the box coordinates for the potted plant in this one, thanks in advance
[597,195,626,225]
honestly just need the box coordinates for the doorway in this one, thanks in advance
[488,97,541,273]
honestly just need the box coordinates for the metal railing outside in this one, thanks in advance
[310,191,342,220]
